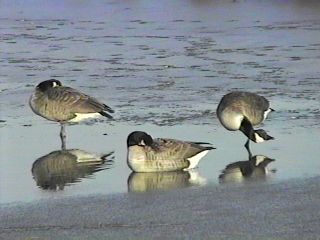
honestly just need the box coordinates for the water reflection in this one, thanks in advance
[127,170,206,193]
[31,149,114,190]
[219,155,276,184]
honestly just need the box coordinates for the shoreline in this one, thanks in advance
[1,176,319,239]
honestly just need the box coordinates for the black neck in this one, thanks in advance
[240,118,255,142]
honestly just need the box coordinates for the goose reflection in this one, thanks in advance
[32,149,114,190]
[219,155,276,184]
[127,170,206,193]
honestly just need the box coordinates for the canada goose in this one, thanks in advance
[127,131,215,172]
[219,155,276,184]
[31,149,114,190]
[30,79,114,149]
[216,91,274,152]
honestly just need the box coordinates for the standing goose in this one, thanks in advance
[30,79,114,149]
[216,91,274,152]
[127,131,215,172]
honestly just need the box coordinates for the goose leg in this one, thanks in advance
[244,138,250,149]
[245,139,252,159]
[60,123,67,150]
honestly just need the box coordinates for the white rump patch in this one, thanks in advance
[69,113,101,123]
[68,149,102,163]
[187,170,207,186]
[254,133,265,143]
[186,150,209,170]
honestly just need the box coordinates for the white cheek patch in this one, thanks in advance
[263,108,272,121]
[52,82,58,87]
[140,140,146,146]
[254,155,266,166]
[254,133,265,143]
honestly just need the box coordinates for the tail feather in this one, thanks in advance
[204,146,216,150]
[99,111,113,119]
[191,141,212,145]
[101,151,115,160]
[103,104,114,113]
[87,98,114,114]
[191,141,216,150]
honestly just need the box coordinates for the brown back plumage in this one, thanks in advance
[30,83,114,122]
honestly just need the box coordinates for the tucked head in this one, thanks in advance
[127,131,153,147]
[253,129,274,143]
[37,79,62,92]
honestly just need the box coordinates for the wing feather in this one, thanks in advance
[47,87,113,114]
[152,138,209,160]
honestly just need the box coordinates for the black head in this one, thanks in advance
[36,79,62,92]
[254,129,274,143]
[127,131,153,147]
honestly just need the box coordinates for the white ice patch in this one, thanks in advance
[69,113,101,123]
[186,150,209,169]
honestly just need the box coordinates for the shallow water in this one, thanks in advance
[0,0,320,204]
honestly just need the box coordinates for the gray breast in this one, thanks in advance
[30,90,75,122]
